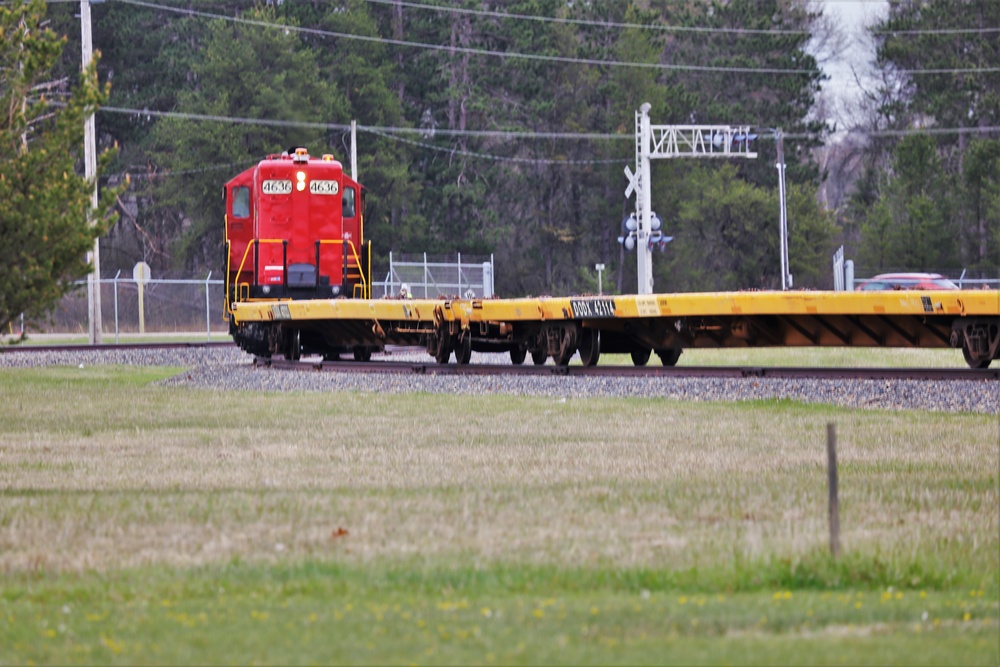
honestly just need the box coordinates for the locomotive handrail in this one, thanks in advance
[224,239,232,319]
[231,239,284,304]
[230,238,369,301]
[316,239,369,299]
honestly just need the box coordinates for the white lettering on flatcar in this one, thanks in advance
[570,299,616,318]
[261,179,292,195]
[309,180,340,195]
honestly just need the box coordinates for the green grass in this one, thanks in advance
[1,563,995,665]
[0,365,996,665]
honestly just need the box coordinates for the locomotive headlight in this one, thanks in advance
[296,171,306,192]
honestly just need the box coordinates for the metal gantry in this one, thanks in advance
[624,103,758,294]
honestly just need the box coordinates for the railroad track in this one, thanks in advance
[254,357,1000,382]
[4,342,995,380]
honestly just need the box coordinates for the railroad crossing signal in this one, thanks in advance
[623,165,638,200]
[618,212,672,253]
[626,103,757,295]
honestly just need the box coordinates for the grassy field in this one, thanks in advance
[0,365,996,665]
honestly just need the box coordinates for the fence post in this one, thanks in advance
[457,252,462,297]
[137,265,147,335]
[827,423,840,559]
[483,262,493,298]
[113,270,121,344]
[424,252,429,298]
[205,271,212,341]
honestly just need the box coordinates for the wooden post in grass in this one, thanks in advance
[827,422,840,558]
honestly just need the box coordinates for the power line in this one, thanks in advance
[112,0,822,75]
[366,128,625,165]
[875,26,1000,35]
[99,105,630,140]
[368,0,1000,37]
[123,159,257,180]
[96,104,1000,143]
[364,0,812,36]
[111,0,1000,76]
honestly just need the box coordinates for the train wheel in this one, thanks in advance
[962,344,992,369]
[353,347,372,362]
[630,348,651,366]
[284,329,301,361]
[531,348,547,365]
[510,346,527,365]
[553,327,576,366]
[434,333,452,364]
[655,348,682,366]
[578,329,600,367]
[456,333,472,365]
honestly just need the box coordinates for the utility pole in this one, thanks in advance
[624,104,757,295]
[775,129,791,291]
[82,0,102,343]
[350,119,358,181]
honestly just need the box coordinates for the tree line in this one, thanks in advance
[2,0,998,331]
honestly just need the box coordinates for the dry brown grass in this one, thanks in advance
[1,368,996,575]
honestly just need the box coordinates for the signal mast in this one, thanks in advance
[622,103,758,295]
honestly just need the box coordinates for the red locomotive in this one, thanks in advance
[224,148,370,357]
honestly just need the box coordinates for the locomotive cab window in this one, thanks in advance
[342,186,355,218]
[231,186,250,218]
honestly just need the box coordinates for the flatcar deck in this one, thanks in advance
[229,290,1000,368]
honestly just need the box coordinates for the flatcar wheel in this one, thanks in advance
[510,346,527,365]
[630,348,651,366]
[284,329,301,361]
[353,347,372,362]
[577,329,600,367]
[456,333,473,365]
[655,348,682,366]
[530,348,547,365]
[434,334,452,364]
[962,344,992,369]
[553,328,576,366]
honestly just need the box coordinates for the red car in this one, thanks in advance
[856,273,959,291]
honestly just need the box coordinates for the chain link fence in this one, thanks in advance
[12,272,228,341]
[376,253,495,299]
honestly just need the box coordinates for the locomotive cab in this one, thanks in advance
[224,148,369,315]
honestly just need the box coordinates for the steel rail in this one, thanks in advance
[254,357,1000,382]
[1,341,235,354]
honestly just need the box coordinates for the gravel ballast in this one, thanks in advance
[1,346,997,414]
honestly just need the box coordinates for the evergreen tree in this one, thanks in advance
[853,0,1000,270]
[859,134,958,271]
[142,5,348,270]
[0,0,119,334]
